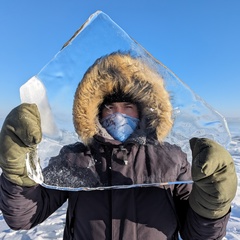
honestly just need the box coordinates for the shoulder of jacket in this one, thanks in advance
[148,141,187,160]
[147,141,182,150]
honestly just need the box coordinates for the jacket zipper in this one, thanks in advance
[104,145,113,240]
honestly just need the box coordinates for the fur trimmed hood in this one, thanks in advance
[73,52,173,145]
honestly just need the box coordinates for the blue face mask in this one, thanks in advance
[101,113,139,142]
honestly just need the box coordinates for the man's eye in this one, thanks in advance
[125,104,133,108]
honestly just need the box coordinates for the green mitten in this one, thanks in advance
[189,138,237,219]
[0,103,42,186]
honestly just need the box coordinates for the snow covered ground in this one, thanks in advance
[0,118,239,239]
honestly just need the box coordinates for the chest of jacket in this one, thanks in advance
[90,142,185,187]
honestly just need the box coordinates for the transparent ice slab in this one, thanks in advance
[20,11,231,191]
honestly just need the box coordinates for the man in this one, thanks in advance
[0,52,237,239]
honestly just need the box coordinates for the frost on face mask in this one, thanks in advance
[101,113,139,142]
[19,11,231,190]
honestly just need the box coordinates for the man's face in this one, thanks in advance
[101,102,139,119]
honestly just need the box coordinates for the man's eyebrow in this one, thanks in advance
[124,102,134,105]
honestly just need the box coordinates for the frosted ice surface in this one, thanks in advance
[20,11,231,189]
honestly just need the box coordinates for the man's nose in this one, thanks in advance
[114,106,124,114]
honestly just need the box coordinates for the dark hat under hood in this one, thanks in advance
[73,52,173,145]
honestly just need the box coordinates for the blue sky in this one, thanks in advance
[0,0,240,118]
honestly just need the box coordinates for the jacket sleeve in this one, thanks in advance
[181,206,230,240]
[0,174,68,230]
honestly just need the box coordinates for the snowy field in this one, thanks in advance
[0,118,239,239]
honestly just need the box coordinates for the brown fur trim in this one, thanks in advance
[73,52,173,145]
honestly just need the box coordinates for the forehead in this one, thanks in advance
[105,102,136,106]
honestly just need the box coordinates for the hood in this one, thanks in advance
[73,52,173,145]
